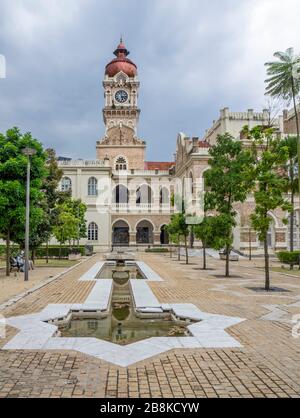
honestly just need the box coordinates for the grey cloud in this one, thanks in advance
[0,0,299,161]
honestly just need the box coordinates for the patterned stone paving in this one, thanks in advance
[0,253,300,398]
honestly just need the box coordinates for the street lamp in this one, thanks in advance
[22,147,37,282]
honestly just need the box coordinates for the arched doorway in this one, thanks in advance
[259,217,276,249]
[136,220,154,244]
[112,220,130,246]
[160,225,169,245]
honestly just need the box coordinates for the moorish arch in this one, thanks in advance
[160,224,169,245]
[114,155,128,171]
[135,219,154,244]
[112,219,131,246]
[160,186,170,205]
[287,208,300,250]
[113,184,129,204]
[136,184,154,205]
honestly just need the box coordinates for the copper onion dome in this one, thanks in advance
[105,39,137,78]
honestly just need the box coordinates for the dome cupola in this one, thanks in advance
[105,39,137,78]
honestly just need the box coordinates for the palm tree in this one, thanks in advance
[265,48,300,185]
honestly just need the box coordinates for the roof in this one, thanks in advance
[105,40,137,78]
[144,162,174,170]
[198,141,210,148]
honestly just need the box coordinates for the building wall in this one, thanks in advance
[175,109,297,253]
[202,107,282,145]
[96,144,146,170]
[283,106,300,135]
[111,214,171,245]
[53,163,112,252]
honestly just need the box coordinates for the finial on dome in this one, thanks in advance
[114,39,129,57]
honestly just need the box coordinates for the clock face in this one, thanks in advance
[115,90,128,103]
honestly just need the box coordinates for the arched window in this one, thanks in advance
[189,172,194,195]
[160,187,170,205]
[136,185,153,205]
[61,177,72,192]
[113,185,129,204]
[88,177,98,196]
[88,222,98,241]
[115,156,127,171]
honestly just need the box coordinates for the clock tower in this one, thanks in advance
[96,39,146,170]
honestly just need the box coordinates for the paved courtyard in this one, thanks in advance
[0,253,299,398]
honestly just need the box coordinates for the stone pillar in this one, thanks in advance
[76,168,82,199]
[130,232,136,246]
[153,180,160,214]
[154,232,161,246]
[129,189,136,213]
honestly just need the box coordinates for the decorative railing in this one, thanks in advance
[58,160,107,167]
[112,170,170,176]
[111,203,174,213]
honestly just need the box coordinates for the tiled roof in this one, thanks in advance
[198,141,210,148]
[144,162,174,170]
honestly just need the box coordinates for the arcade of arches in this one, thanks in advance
[112,219,169,246]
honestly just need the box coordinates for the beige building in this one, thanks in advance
[57,40,174,252]
[283,105,300,135]
[57,40,299,253]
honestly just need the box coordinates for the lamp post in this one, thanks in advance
[22,147,37,282]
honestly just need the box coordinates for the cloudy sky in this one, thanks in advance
[0,0,299,161]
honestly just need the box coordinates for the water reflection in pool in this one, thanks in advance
[96,264,144,284]
[59,282,189,345]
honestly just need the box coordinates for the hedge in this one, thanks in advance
[0,245,20,257]
[277,251,300,265]
[145,248,169,253]
[35,246,86,258]
[0,245,86,258]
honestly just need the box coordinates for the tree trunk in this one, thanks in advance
[169,244,172,258]
[292,78,300,193]
[178,236,181,261]
[203,243,207,270]
[59,242,62,260]
[249,228,252,261]
[184,235,189,265]
[46,241,49,264]
[225,244,230,277]
[264,232,270,291]
[190,226,194,249]
[290,189,295,271]
[6,229,10,277]
[31,249,35,264]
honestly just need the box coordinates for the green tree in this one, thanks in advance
[43,149,65,262]
[167,230,181,260]
[194,215,211,270]
[0,128,47,275]
[62,198,87,245]
[205,133,255,277]
[166,213,190,264]
[53,206,79,258]
[249,126,291,290]
[279,136,298,257]
[265,48,300,185]
[12,149,65,262]
[195,214,235,271]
